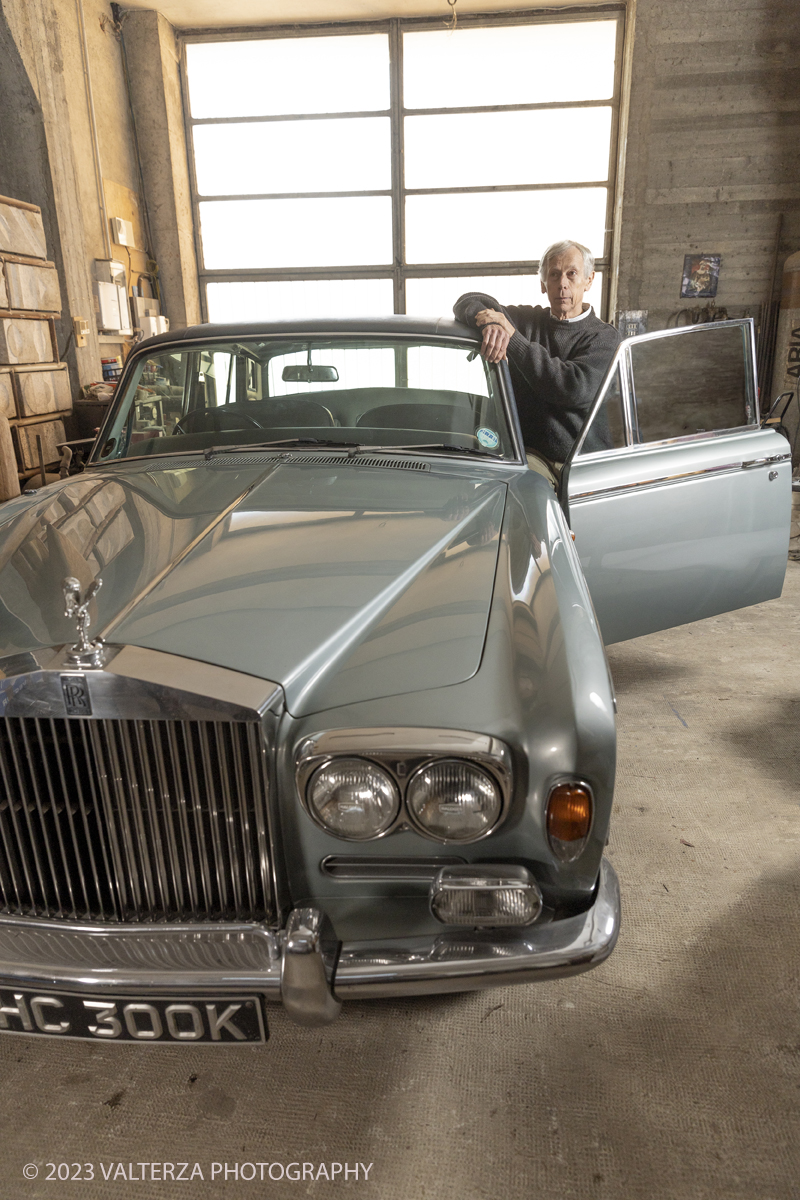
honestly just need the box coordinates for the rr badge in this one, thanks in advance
[61,674,92,717]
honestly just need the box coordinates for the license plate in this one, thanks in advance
[0,987,268,1043]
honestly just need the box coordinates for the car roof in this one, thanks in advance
[135,314,480,351]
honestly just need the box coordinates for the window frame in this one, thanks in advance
[572,319,762,462]
[179,8,626,322]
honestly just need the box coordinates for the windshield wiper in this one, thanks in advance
[348,443,503,459]
[203,438,503,462]
[204,437,360,460]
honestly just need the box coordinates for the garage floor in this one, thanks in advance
[2,566,800,1200]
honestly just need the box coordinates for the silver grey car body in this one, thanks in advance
[0,315,790,1038]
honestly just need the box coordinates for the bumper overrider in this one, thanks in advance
[0,860,620,1031]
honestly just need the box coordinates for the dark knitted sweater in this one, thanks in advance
[453,293,621,461]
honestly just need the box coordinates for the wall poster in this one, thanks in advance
[681,254,721,299]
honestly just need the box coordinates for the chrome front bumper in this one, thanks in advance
[0,860,620,1028]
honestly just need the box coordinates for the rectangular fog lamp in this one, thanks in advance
[430,865,542,928]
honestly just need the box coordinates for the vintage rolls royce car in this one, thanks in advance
[0,316,790,1043]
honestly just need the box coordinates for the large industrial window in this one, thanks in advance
[182,12,624,323]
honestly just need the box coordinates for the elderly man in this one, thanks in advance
[453,240,620,477]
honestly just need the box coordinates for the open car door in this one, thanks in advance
[561,319,791,645]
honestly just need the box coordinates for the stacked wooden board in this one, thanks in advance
[0,193,72,500]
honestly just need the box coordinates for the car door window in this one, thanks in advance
[574,320,757,460]
[629,322,756,443]
[579,363,627,454]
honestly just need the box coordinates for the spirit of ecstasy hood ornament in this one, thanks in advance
[63,576,106,668]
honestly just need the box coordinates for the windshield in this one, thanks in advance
[93,337,516,463]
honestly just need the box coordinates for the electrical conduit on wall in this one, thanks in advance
[75,0,111,259]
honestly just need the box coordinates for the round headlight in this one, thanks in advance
[307,758,399,840]
[406,759,502,842]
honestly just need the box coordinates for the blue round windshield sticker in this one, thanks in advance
[476,427,499,449]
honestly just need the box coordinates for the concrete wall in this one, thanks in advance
[121,9,201,330]
[59,0,143,266]
[615,0,800,334]
[0,0,175,390]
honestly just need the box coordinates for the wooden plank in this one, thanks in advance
[2,260,61,314]
[12,417,67,471]
[0,250,56,267]
[0,317,55,364]
[0,415,21,500]
[0,368,14,420]
[13,363,71,418]
[0,195,41,214]
[0,201,47,260]
[0,267,6,310]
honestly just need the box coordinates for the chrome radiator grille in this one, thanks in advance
[0,718,273,923]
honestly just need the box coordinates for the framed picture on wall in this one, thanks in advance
[681,254,721,299]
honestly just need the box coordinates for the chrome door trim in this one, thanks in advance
[578,421,767,458]
[620,349,636,445]
[741,453,790,467]
[570,452,791,502]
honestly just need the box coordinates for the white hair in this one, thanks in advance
[538,240,595,281]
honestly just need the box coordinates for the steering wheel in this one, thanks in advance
[173,408,263,435]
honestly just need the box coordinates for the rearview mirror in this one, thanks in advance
[281,365,339,383]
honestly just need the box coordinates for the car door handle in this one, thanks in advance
[741,453,790,469]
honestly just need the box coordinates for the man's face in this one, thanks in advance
[541,248,594,320]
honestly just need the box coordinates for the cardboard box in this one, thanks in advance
[13,363,71,418]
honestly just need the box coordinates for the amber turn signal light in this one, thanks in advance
[546,783,593,862]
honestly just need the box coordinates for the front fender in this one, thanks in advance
[272,471,616,941]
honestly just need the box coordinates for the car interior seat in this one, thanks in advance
[355,403,473,434]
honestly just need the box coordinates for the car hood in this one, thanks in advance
[0,457,506,715]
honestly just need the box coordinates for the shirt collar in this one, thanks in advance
[546,304,594,324]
